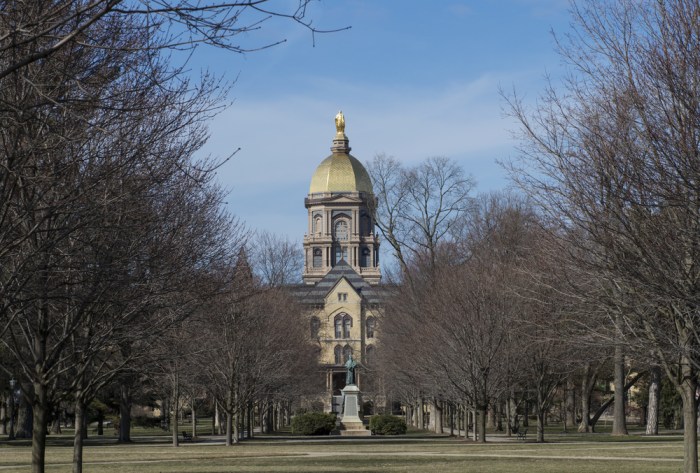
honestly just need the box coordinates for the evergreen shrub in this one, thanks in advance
[291,412,337,435]
[369,414,407,435]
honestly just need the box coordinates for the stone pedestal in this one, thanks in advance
[340,384,371,436]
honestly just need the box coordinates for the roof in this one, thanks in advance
[291,261,387,306]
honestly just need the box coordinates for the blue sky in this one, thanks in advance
[194,0,571,244]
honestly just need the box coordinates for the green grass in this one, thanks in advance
[0,430,689,473]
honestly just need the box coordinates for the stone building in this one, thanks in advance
[293,112,385,413]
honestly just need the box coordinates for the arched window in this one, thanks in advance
[366,345,375,365]
[313,248,322,268]
[366,317,376,339]
[310,316,320,339]
[360,247,371,267]
[343,314,352,338]
[334,219,349,241]
[343,345,353,363]
[334,315,343,339]
[360,213,371,235]
[334,345,342,365]
[314,215,323,235]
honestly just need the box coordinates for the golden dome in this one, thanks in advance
[309,112,373,195]
[309,152,373,194]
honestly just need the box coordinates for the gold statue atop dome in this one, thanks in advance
[335,110,345,135]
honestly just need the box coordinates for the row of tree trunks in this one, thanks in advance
[416,368,659,442]
[16,391,293,455]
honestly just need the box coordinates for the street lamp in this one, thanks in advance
[7,378,15,441]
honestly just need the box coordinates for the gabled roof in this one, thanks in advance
[291,260,385,305]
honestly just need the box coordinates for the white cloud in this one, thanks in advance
[201,71,535,240]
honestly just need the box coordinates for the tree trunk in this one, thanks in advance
[259,401,265,434]
[472,407,478,441]
[81,409,88,440]
[565,378,575,432]
[233,412,240,443]
[267,402,274,433]
[678,362,698,473]
[7,391,15,440]
[118,382,131,442]
[272,403,278,432]
[31,384,48,473]
[487,405,496,429]
[51,415,62,435]
[505,396,512,436]
[507,394,518,436]
[536,388,545,443]
[612,342,628,435]
[478,406,487,443]
[160,399,170,432]
[417,398,424,430]
[432,400,443,434]
[215,402,221,435]
[462,404,468,439]
[263,401,271,434]
[449,403,454,436]
[16,394,33,439]
[248,402,255,439]
[211,402,216,436]
[0,399,6,436]
[578,364,595,433]
[273,403,279,432]
[191,396,196,438]
[72,401,86,473]
[646,365,660,435]
[172,389,179,447]
[225,412,233,446]
[495,401,503,432]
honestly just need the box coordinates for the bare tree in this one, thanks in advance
[367,155,475,281]
[378,193,544,442]
[510,230,576,443]
[0,8,241,473]
[506,1,700,470]
[202,250,318,445]
[0,0,344,82]
[250,231,303,286]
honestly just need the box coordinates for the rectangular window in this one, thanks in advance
[334,246,348,264]
[338,293,347,302]
[335,321,342,339]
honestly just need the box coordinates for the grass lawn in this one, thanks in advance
[0,428,688,473]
